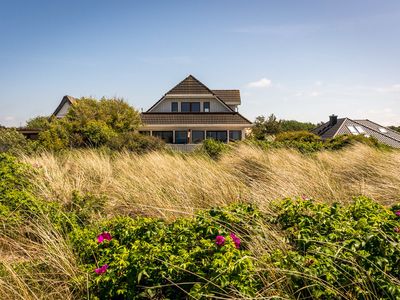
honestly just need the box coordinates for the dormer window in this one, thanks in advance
[171,102,178,112]
[204,102,210,112]
[181,102,200,112]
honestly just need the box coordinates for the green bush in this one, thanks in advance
[0,128,33,155]
[201,138,230,159]
[70,204,262,299]
[325,134,389,150]
[108,132,165,153]
[269,197,400,299]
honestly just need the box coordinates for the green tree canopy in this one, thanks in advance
[38,97,142,150]
[26,116,51,129]
[251,114,317,140]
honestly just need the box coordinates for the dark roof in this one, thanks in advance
[146,75,235,112]
[52,95,76,116]
[313,117,400,148]
[167,75,212,94]
[141,112,252,125]
[212,90,241,104]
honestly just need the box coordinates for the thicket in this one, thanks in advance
[2,152,400,299]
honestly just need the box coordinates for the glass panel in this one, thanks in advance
[204,102,210,112]
[192,131,205,144]
[175,131,188,144]
[355,126,365,134]
[171,102,178,112]
[379,127,388,133]
[181,102,190,112]
[229,130,242,141]
[152,131,173,143]
[206,131,227,142]
[139,131,150,136]
[191,102,200,112]
[347,126,358,135]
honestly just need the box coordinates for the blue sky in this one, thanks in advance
[0,0,399,126]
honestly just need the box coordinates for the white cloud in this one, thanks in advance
[4,116,15,121]
[247,78,272,88]
[375,84,400,93]
[309,91,320,97]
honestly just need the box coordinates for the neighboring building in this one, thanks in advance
[313,115,400,148]
[52,95,77,118]
[140,75,252,144]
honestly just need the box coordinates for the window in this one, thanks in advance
[206,131,228,142]
[379,127,388,133]
[192,131,205,143]
[347,126,358,135]
[181,102,200,112]
[139,131,150,136]
[204,102,210,112]
[175,131,188,144]
[355,126,365,134]
[152,131,173,143]
[171,102,178,112]
[229,130,242,141]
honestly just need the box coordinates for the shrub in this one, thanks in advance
[325,134,389,150]
[26,115,51,130]
[108,132,165,153]
[201,138,230,158]
[269,197,400,299]
[0,128,33,155]
[70,204,262,299]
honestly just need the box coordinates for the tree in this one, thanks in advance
[38,97,142,150]
[251,114,282,139]
[389,126,400,133]
[281,120,316,132]
[26,116,51,129]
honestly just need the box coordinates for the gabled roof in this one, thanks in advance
[313,117,400,148]
[212,90,241,105]
[52,95,76,116]
[141,112,252,126]
[146,75,235,112]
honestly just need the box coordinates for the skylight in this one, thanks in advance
[378,127,388,133]
[355,126,365,134]
[347,126,358,135]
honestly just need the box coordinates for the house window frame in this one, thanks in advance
[206,131,228,143]
[181,102,201,112]
[171,102,178,112]
[192,131,205,144]
[229,130,242,142]
[175,131,188,144]
[152,131,173,143]
[204,102,210,112]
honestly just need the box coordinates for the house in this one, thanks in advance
[50,75,252,144]
[313,115,400,148]
[53,95,77,118]
[140,75,252,144]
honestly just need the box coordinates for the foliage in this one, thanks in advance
[280,119,317,132]
[201,138,230,158]
[252,114,282,139]
[108,132,165,153]
[252,114,317,140]
[34,97,163,153]
[247,132,391,153]
[25,115,51,130]
[70,204,262,299]
[269,197,400,299]
[0,128,33,155]
[389,125,400,133]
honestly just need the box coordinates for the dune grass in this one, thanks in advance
[1,143,399,299]
[22,143,400,219]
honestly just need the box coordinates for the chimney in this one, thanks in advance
[329,114,338,126]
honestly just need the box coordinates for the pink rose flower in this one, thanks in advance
[230,232,241,249]
[394,227,400,233]
[95,264,108,275]
[215,235,225,246]
[97,232,112,243]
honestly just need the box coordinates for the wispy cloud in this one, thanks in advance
[246,78,272,88]
[375,84,400,93]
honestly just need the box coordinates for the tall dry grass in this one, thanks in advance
[22,143,400,219]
